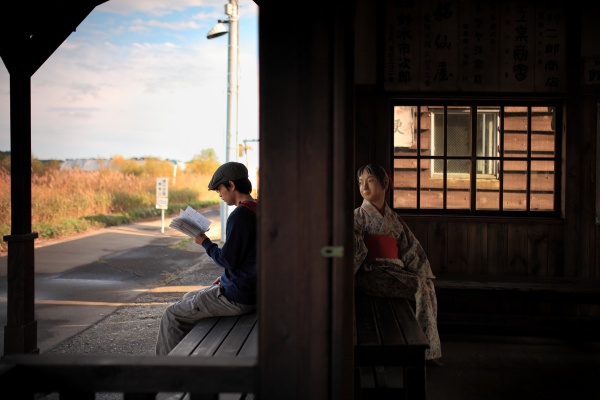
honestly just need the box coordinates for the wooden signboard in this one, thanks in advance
[384,0,566,93]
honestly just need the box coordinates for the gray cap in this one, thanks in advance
[208,162,249,190]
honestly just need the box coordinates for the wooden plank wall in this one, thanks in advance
[399,218,566,279]
[353,91,574,280]
[352,0,600,282]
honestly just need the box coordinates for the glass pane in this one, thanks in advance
[476,157,499,177]
[420,106,434,157]
[420,158,443,209]
[393,159,417,208]
[530,160,554,210]
[393,106,415,151]
[432,158,444,175]
[503,106,528,158]
[476,107,500,158]
[448,158,470,176]
[447,106,471,157]
[503,160,527,211]
[447,161,470,209]
[430,107,444,159]
[476,162,499,210]
[531,106,555,158]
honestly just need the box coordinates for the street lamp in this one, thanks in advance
[207,0,239,242]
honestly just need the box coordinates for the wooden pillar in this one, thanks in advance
[3,71,39,355]
[257,0,355,398]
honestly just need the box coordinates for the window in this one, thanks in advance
[392,101,561,216]
[430,107,499,179]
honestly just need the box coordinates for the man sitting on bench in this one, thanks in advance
[155,161,258,355]
[354,163,442,365]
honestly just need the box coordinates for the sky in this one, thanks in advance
[0,0,259,165]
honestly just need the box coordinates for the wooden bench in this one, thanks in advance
[157,310,259,400]
[354,292,430,400]
[0,312,258,399]
[434,276,600,337]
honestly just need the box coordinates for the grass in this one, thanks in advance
[0,168,221,253]
[169,238,194,250]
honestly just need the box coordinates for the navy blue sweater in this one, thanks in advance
[201,201,257,305]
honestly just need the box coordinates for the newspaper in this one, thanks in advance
[169,206,212,238]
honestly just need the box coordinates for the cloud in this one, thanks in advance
[0,0,258,164]
[99,0,226,17]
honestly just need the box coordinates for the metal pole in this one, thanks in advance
[227,0,239,165]
[221,0,239,242]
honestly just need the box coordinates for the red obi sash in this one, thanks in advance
[364,234,398,259]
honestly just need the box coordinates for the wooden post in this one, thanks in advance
[3,71,39,355]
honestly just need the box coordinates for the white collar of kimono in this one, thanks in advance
[361,199,389,217]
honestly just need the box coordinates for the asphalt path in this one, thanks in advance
[0,205,222,356]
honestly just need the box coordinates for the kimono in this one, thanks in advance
[354,199,442,360]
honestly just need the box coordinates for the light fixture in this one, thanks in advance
[207,20,229,39]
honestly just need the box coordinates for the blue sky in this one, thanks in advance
[0,0,258,165]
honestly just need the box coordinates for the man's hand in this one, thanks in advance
[212,276,221,285]
[195,234,207,245]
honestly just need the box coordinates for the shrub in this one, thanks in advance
[0,166,219,253]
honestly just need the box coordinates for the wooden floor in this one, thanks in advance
[426,331,600,400]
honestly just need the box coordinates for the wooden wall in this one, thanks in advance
[402,217,565,279]
[353,0,600,282]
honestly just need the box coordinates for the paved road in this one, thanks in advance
[0,205,221,356]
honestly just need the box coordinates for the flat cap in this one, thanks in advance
[208,162,249,190]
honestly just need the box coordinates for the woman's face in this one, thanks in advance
[358,170,385,204]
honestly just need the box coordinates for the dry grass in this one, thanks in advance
[0,169,220,252]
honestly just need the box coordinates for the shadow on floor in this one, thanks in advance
[427,332,600,400]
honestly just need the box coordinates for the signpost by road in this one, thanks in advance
[156,177,169,233]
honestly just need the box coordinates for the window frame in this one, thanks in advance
[391,99,563,217]
[429,107,500,180]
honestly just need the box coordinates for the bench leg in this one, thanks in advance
[404,366,426,400]
[354,368,363,400]
[357,366,407,400]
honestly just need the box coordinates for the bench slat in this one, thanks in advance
[191,317,239,357]
[372,296,408,346]
[354,293,428,400]
[354,292,380,346]
[238,316,259,357]
[215,312,258,357]
[390,299,429,347]
[169,316,220,356]
[158,312,258,400]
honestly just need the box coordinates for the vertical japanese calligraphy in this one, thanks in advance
[534,0,566,91]
[421,0,459,91]
[500,1,536,91]
[383,0,566,93]
[459,0,500,91]
[384,0,420,90]
[584,59,600,85]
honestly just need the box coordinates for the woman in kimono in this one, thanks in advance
[354,163,442,363]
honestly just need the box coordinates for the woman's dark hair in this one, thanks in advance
[223,177,253,194]
[356,164,388,190]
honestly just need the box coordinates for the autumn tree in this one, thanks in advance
[185,149,220,174]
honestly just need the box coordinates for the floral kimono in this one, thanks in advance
[354,199,442,360]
